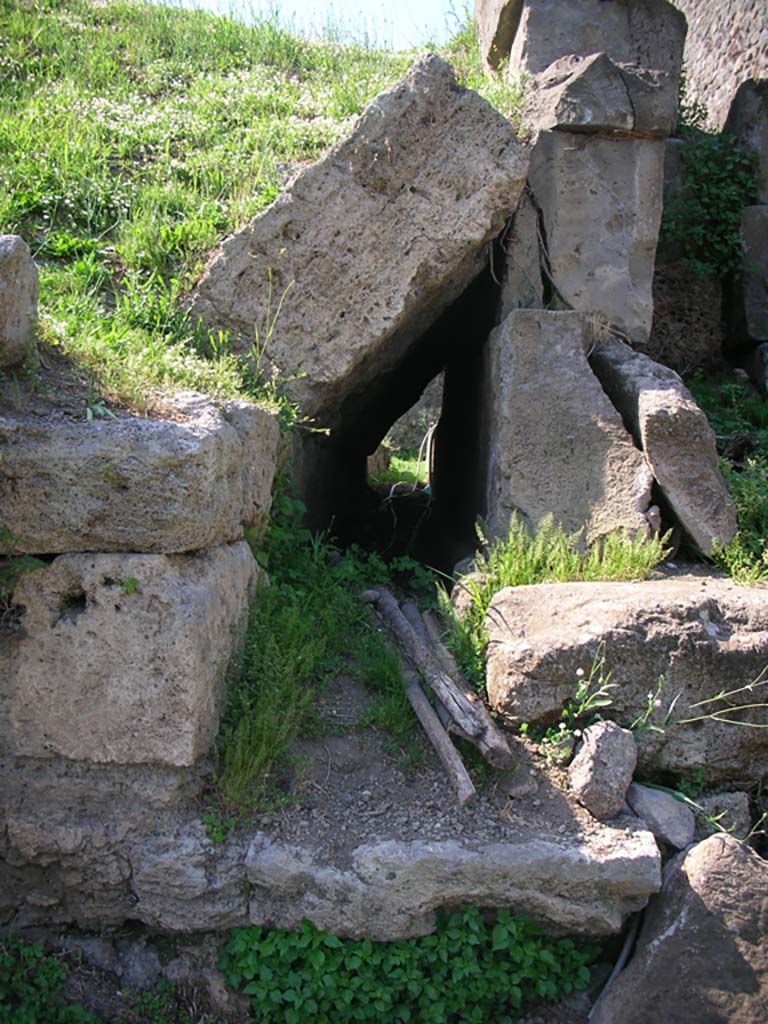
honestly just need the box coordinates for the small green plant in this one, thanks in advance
[540,645,617,763]
[0,526,45,606]
[201,809,237,844]
[0,935,99,1024]
[441,514,669,690]
[121,577,139,595]
[219,908,597,1024]
[629,676,681,734]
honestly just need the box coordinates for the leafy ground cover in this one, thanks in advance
[0,0,523,414]
[220,908,597,1024]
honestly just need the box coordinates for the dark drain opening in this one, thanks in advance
[295,264,500,574]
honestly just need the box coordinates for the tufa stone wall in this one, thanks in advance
[672,0,767,128]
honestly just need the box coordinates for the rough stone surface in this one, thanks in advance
[589,339,737,553]
[480,310,652,543]
[190,56,528,432]
[568,722,637,821]
[475,0,523,71]
[0,806,660,938]
[736,206,768,344]
[246,830,660,940]
[0,235,38,369]
[673,0,768,129]
[507,0,686,99]
[528,131,665,344]
[695,792,753,842]
[0,543,260,766]
[499,190,544,318]
[590,834,768,1024]
[0,392,280,555]
[523,53,678,139]
[485,575,768,784]
[626,782,696,849]
[524,53,633,136]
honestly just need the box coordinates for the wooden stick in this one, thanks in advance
[422,607,516,771]
[403,669,476,806]
[361,589,515,770]
[401,601,475,743]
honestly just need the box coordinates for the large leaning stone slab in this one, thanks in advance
[0,392,280,555]
[591,835,768,1024]
[724,79,768,205]
[246,828,660,940]
[528,132,665,344]
[0,235,38,369]
[485,576,768,784]
[190,56,528,431]
[590,339,737,553]
[481,310,652,543]
[0,542,260,766]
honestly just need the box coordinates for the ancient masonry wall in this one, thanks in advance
[673,0,767,129]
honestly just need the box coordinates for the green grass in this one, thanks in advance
[688,373,768,584]
[214,489,431,809]
[442,515,670,689]
[0,0,524,413]
[370,447,430,487]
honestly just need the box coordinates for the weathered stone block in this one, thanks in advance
[626,782,695,850]
[591,835,768,1024]
[528,132,665,344]
[246,828,660,939]
[508,0,686,96]
[0,542,260,766]
[523,53,679,139]
[190,56,528,432]
[0,392,280,555]
[589,339,737,553]
[480,310,652,543]
[568,722,637,821]
[0,235,38,369]
[485,576,768,784]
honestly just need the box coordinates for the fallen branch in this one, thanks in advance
[361,589,515,770]
[403,668,476,806]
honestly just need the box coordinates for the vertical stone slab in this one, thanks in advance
[0,235,38,369]
[528,132,666,344]
[481,310,652,542]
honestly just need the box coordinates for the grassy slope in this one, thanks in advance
[0,0,522,412]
